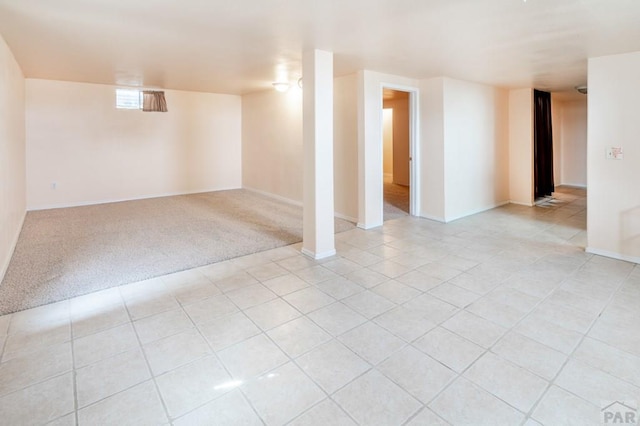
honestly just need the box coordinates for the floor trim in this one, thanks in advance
[301,247,337,260]
[1,210,26,283]
[27,187,242,211]
[586,247,640,265]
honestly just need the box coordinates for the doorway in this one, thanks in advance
[382,89,411,221]
[534,89,555,203]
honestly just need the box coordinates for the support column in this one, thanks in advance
[302,49,336,259]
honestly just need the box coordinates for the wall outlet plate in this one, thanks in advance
[606,147,623,160]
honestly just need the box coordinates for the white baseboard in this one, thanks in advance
[334,212,358,224]
[243,186,303,207]
[301,247,337,260]
[510,200,534,207]
[585,247,640,265]
[357,221,383,230]
[418,213,446,223]
[556,183,587,189]
[0,210,26,282]
[244,187,357,223]
[27,186,242,211]
[444,201,511,223]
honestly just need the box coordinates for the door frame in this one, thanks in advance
[380,83,420,218]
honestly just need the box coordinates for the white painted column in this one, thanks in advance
[302,49,336,259]
[357,70,385,229]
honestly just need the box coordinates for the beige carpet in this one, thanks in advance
[0,189,355,314]
[384,176,410,221]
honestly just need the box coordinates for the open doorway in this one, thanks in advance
[382,89,410,220]
[534,89,555,204]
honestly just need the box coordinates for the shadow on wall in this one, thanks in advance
[621,205,640,258]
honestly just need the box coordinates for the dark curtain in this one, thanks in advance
[534,89,554,198]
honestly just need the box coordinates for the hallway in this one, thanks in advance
[384,174,410,221]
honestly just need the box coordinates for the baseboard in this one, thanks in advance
[444,201,511,223]
[243,186,303,207]
[357,221,383,230]
[418,213,446,223]
[244,187,357,223]
[27,186,242,211]
[556,183,587,189]
[585,247,640,265]
[510,200,534,207]
[334,212,358,224]
[301,247,337,260]
[0,210,26,282]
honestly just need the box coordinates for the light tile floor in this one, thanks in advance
[1,187,639,425]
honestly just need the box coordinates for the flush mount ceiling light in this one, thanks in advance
[575,85,588,95]
[272,82,290,92]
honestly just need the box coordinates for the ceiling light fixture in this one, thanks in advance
[575,85,588,95]
[272,82,290,92]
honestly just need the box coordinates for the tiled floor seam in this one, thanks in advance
[415,256,595,423]
[314,294,464,422]
[401,405,450,426]
[0,315,76,423]
[69,309,80,426]
[522,263,638,424]
[121,293,174,425]
[283,367,370,424]
[527,262,636,420]
[227,283,419,425]
[182,285,300,425]
[177,301,267,424]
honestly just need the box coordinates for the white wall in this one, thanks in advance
[334,74,359,221]
[588,51,640,263]
[443,78,510,221]
[419,77,510,222]
[419,77,446,221]
[241,88,303,204]
[241,75,359,222]
[0,35,26,282]
[551,96,563,185]
[557,99,587,187]
[508,88,534,206]
[26,79,241,210]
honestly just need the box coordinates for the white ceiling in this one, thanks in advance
[1,0,639,95]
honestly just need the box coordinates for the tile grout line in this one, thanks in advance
[290,195,586,421]
[69,308,80,426]
[171,272,275,425]
[119,288,174,425]
[193,256,418,424]
[282,194,584,421]
[404,244,592,423]
[223,274,339,425]
[522,262,638,424]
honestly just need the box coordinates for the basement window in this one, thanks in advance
[116,89,142,109]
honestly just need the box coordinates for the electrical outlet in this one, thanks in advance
[606,147,623,160]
